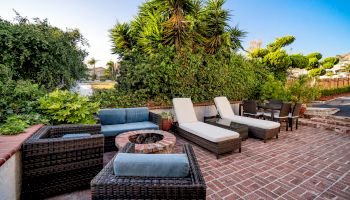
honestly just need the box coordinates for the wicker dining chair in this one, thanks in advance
[289,103,302,131]
[242,100,263,118]
[264,102,292,131]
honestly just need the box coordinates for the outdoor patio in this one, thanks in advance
[49,125,350,200]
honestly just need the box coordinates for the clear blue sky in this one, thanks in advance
[1,0,349,67]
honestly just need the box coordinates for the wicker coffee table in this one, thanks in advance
[205,117,249,140]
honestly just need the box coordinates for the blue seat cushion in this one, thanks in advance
[62,133,91,138]
[126,107,149,123]
[101,121,159,137]
[98,109,126,125]
[114,153,190,177]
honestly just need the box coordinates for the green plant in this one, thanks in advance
[259,75,289,101]
[0,113,49,135]
[286,75,321,103]
[0,115,29,135]
[39,90,100,124]
[0,79,46,122]
[0,15,88,89]
[161,111,173,120]
[309,68,326,77]
[326,71,335,77]
[320,57,339,69]
[320,86,350,97]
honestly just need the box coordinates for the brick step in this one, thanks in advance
[322,115,350,123]
[299,119,350,134]
[309,117,350,128]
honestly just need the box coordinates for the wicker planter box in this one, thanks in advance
[21,124,104,199]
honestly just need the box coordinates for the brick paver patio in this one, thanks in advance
[48,125,350,200]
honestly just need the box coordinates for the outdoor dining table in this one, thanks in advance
[239,102,281,116]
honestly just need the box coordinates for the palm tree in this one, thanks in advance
[106,61,117,81]
[87,57,98,80]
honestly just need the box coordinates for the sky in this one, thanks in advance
[1,0,349,68]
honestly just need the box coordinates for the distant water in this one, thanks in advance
[71,82,93,96]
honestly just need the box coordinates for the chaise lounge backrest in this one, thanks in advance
[214,97,235,118]
[172,98,198,124]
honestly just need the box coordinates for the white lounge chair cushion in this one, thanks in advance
[172,98,198,124]
[224,116,280,129]
[180,122,239,142]
[214,97,235,118]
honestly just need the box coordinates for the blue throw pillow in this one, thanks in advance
[126,107,149,123]
[98,109,126,125]
[113,153,190,178]
[62,133,91,138]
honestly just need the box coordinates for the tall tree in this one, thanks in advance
[87,58,98,80]
[105,61,117,81]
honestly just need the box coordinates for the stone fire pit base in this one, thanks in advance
[115,130,176,154]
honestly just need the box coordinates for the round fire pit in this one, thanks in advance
[115,130,176,154]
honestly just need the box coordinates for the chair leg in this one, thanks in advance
[296,118,299,129]
[285,120,288,131]
[264,138,267,143]
[290,118,293,131]
[239,148,241,153]
[276,133,278,139]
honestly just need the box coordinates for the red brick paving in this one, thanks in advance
[47,125,350,200]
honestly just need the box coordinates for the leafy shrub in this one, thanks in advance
[259,75,289,101]
[90,89,148,108]
[39,90,100,124]
[286,75,320,103]
[0,79,46,122]
[307,52,322,60]
[0,114,49,135]
[321,57,339,69]
[306,57,319,70]
[290,54,309,69]
[309,68,326,77]
[0,15,88,89]
[113,46,268,105]
[320,86,350,97]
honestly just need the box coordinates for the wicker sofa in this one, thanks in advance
[172,98,241,159]
[21,124,104,199]
[98,107,161,152]
[91,143,206,200]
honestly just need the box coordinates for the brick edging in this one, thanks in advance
[0,124,43,167]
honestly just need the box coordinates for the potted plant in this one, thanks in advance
[160,111,173,131]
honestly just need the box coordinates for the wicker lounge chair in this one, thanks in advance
[214,97,280,143]
[172,98,241,158]
[22,125,104,199]
[91,144,206,200]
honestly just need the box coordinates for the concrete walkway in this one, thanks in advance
[314,97,350,117]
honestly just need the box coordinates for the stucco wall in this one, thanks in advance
[0,152,21,200]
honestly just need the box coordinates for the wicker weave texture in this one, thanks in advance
[173,123,241,159]
[21,124,104,199]
[91,144,206,200]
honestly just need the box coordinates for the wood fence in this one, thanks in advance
[317,77,350,89]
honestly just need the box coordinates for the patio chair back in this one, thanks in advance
[291,103,302,117]
[214,97,235,119]
[279,102,292,118]
[242,100,258,114]
[172,98,198,124]
[269,99,283,109]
